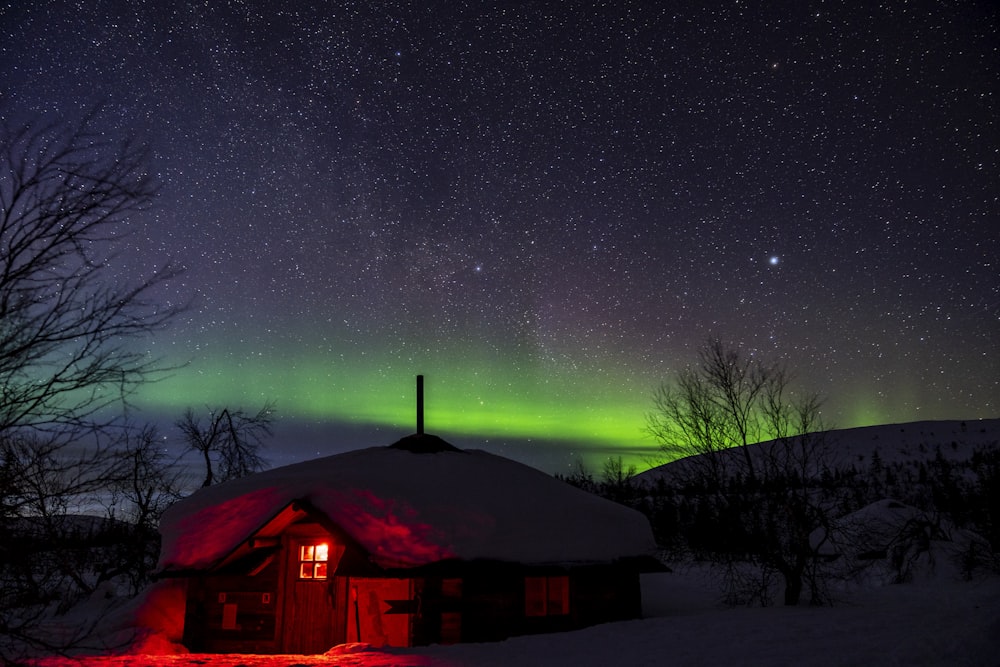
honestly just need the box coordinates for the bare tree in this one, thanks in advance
[648,340,779,483]
[0,426,182,662]
[0,430,128,662]
[177,402,276,487]
[647,340,838,605]
[0,109,183,435]
[599,456,640,505]
[0,110,183,662]
[103,423,185,595]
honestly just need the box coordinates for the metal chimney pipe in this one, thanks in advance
[416,374,424,434]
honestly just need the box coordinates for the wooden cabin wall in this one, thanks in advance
[568,566,643,627]
[420,568,572,644]
[178,507,645,655]
[181,564,281,653]
[409,565,643,645]
[180,521,355,654]
[279,574,347,653]
[458,570,529,642]
[183,564,642,653]
[410,577,464,646]
[280,523,349,654]
[344,577,413,647]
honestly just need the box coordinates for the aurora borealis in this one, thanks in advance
[2,2,997,472]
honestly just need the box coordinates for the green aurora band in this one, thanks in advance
[135,343,656,451]
[133,335,939,470]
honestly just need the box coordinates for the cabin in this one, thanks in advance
[156,432,659,653]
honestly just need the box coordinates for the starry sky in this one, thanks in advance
[2,1,997,473]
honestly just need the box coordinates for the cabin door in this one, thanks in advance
[345,578,413,647]
[280,531,347,654]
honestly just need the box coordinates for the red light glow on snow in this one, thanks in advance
[162,486,287,571]
[325,488,456,567]
[31,645,445,667]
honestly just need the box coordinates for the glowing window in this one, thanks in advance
[298,543,329,580]
[524,575,569,616]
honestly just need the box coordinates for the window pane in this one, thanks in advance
[222,603,238,630]
[440,612,461,644]
[441,578,462,598]
[524,577,546,617]
[299,542,334,579]
[547,576,569,615]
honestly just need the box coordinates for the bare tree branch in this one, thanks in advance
[0,108,185,662]
[647,340,839,606]
[177,402,276,487]
[0,110,185,435]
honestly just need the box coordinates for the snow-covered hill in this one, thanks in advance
[637,418,1000,483]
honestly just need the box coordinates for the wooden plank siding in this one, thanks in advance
[182,570,281,653]
[177,510,649,654]
[280,523,348,653]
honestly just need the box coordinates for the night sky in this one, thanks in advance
[2,1,997,472]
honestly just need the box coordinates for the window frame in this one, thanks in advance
[297,542,330,580]
[524,575,570,617]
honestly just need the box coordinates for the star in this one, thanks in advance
[2,0,993,472]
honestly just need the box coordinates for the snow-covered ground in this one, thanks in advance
[33,569,1000,666]
[27,419,1000,665]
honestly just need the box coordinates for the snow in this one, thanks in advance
[808,498,994,592]
[638,418,1000,485]
[829,419,1000,465]
[32,572,1000,666]
[158,443,656,571]
[26,421,1000,665]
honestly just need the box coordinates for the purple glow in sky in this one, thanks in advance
[2,1,997,471]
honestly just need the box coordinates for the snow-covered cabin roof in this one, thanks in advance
[158,435,657,572]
